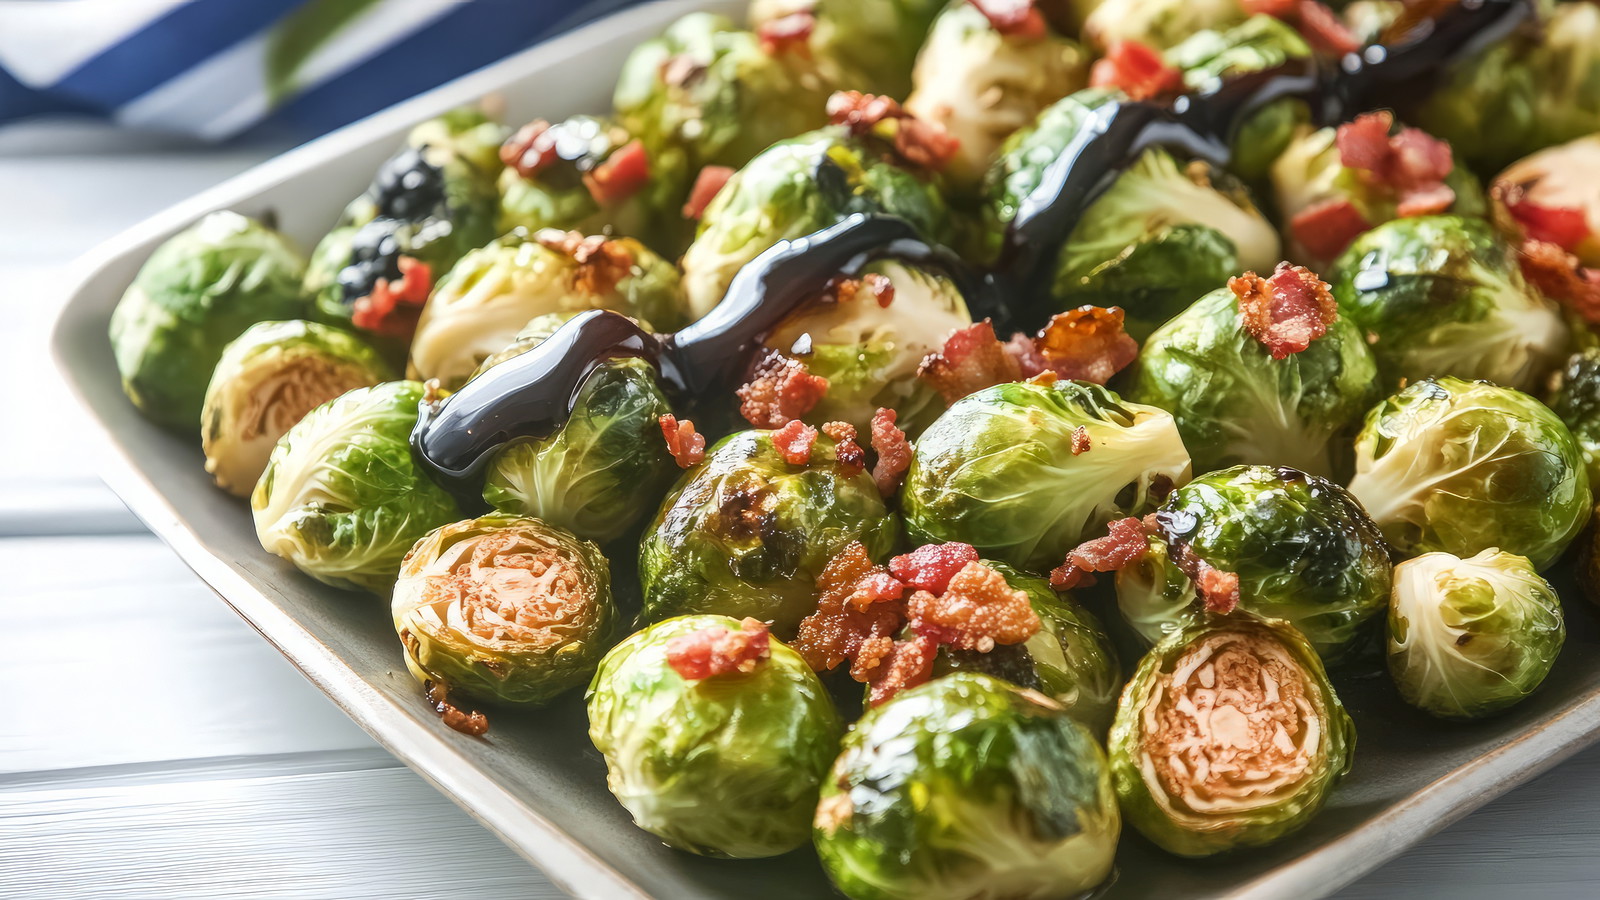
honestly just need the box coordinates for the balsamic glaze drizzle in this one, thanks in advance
[411,0,1530,494]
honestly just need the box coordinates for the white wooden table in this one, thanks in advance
[5,123,1599,900]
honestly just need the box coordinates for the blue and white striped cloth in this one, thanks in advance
[0,0,644,141]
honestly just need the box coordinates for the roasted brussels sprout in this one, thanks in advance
[1110,613,1354,857]
[903,379,1192,571]
[1082,0,1245,51]
[932,561,1121,734]
[587,615,841,858]
[1127,282,1380,477]
[815,672,1119,900]
[467,312,677,543]
[393,514,615,706]
[747,0,946,98]
[1493,133,1600,268]
[639,429,897,635]
[304,109,503,338]
[497,115,673,247]
[904,1,1089,188]
[109,211,308,430]
[1328,215,1567,391]
[201,320,390,496]
[1388,549,1564,720]
[251,381,458,592]
[1349,376,1591,570]
[681,126,951,317]
[1545,347,1600,486]
[979,89,1280,336]
[407,229,686,390]
[1114,531,1200,646]
[1415,1,1600,175]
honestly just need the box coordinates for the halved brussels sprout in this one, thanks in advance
[1328,215,1567,392]
[904,2,1088,189]
[109,211,308,430]
[1545,347,1600,487]
[1388,548,1564,720]
[393,514,615,706]
[932,561,1121,735]
[201,320,391,496]
[1349,376,1591,570]
[747,0,946,98]
[587,615,841,858]
[469,312,677,543]
[1415,1,1600,175]
[1110,613,1354,857]
[1148,465,1392,662]
[640,428,896,635]
[497,115,671,246]
[903,379,1192,571]
[407,229,686,390]
[681,126,951,317]
[815,671,1119,900]
[1494,133,1600,267]
[1127,284,1379,477]
[251,380,459,592]
[979,89,1280,336]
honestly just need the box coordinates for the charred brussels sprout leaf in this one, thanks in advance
[903,379,1192,571]
[251,381,458,592]
[1110,613,1354,856]
[1349,377,1591,570]
[815,672,1120,900]
[1157,466,1392,662]
[1388,549,1564,720]
[201,320,390,497]
[1545,347,1600,486]
[394,514,615,706]
[587,615,841,858]
[639,430,897,635]
[1128,285,1379,477]
[110,211,308,430]
[748,0,946,99]
[1328,215,1566,392]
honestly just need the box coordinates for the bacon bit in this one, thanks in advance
[1497,181,1591,250]
[352,256,431,338]
[890,543,981,595]
[918,321,1022,404]
[904,561,1040,652]
[424,680,489,736]
[1030,306,1139,385]
[1004,332,1050,377]
[757,11,815,55]
[866,634,938,706]
[821,421,867,475]
[773,420,819,465]
[1197,565,1242,613]
[500,120,559,179]
[794,542,903,673]
[1089,41,1184,102]
[851,572,907,609]
[869,408,912,497]
[967,0,1048,39]
[1291,197,1371,261]
[682,165,734,220]
[1049,517,1152,590]
[659,414,705,468]
[1294,1,1362,56]
[1395,182,1456,218]
[666,618,773,680]
[826,91,959,172]
[1070,426,1092,456]
[534,230,635,295]
[824,273,895,308]
[1230,263,1338,359]
[581,139,650,205]
[1241,0,1296,15]
[1518,239,1600,325]
[737,350,829,428]
[865,273,895,308]
[1335,111,1457,220]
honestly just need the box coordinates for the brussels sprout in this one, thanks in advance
[497,115,674,248]
[815,672,1119,900]
[304,109,503,336]
[759,258,973,433]
[201,320,391,497]
[903,379,1192,571]
[109,211,308,430]
[1110,613,1354,857]
[681,127,951,317]
[1415,1,1600,175]
[407,229,686,390]
[1328,215,1567,391]
[1082,0,1245,51]
[587,615,841,858]
[639,429,897,634]
[468,313,677,543]
[931,561,1121,734]
[1545,347,1600,486]
[979,89,1280,336]
[1127,284,1380,477]
[1148,466,1392,661]
[1494,133,1600,267]
[903,2,1089,189]
[747,0,946,98]
[1349,376,1591,570]
[251,381,459,592]
[1114,531,1201,646]
[1388,548,1564,720]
